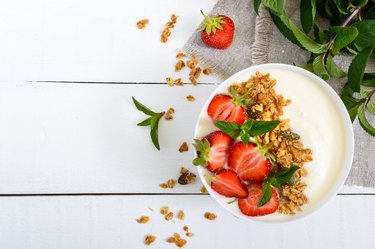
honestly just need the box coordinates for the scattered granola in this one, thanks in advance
[176,53,186,59]
[186,232,194,237]
[161,14,178,43]
[160,206,169,215]
[160,179,176,189]
[203,68,213,75]
[136,215,150,224]
[178,168,196,185]
[167,233,187,248]
[189,75,197,85]
[186,95,195,102]
[175,60,186,72]
[165,108,175,120]
[178,142,189,152]
[174,78,184,86]
[136,19,149,29]
[177,210,185,220]
[183,226,189,232]
[204,212,217,220]
[165,212,174,221]
[144,235,156,245]
[200,185,208,193]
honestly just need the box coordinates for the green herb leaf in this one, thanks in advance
[132,97,158,116]
[249,120,280,137]
[326,54,346,78]
[348,45,374,92]
[367,98,375,115]
[341,84,362,122]
[300,0,316,33]
[352,20,375,51]
[313,24,328,43]
[137,117,153,126]
[294,62,314,72]
[240,132,251,146]
[272,165,300,185]
[362,73,375,87]
[150,115,162,150]
[329,26,359,49]
[358,103,375,136]
[262,0,285,15]
[214,121,242,138]
[192,138,211,166]
[313,54,330,80]
[254,0,262,15]
[365,5,375,20]
[257,181,273,207]
[269,10,304,49]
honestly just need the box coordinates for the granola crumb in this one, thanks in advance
[167,237,176,243]
[187,60,196,69]
[167,179,176,188]
[186,232,194,237]
[183,226,189,232]
[165,212,174,221]
[189,76,197,85]
[166,77,175,87]
[186,95,195,102]
[178,169,196,185]
[203,68,213,75]
[180,167,188,174]
[144,235,156,245]
[177,210,185,220]
[174,78,184,86]
[176,238,187,248]
[136,19,149,29]
[204,212,217,220]
[165,108,175,120]
[160,206,169,215]
[175,60,186,72]
[161,14,178,43]
[200,185,208,193]
[176,53,186,59]
[136,215,150,224]
[179,142,189,152]
[159,183,168,189]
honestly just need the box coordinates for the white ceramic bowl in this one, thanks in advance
[194,63,354,224]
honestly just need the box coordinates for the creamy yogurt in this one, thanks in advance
[194,65,352,223]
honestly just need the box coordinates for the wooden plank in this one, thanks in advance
[0,195,373,249]
[0,83,373,194]
[0,0,219,83]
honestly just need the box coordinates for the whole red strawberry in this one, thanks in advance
[200,10,234,49]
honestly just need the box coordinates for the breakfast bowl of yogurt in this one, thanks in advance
[193,63,354,223]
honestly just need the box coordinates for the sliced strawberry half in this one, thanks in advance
[193,131,233,173]
[207,95,246,125]
[238,182,279,216]
[227,142,271,181]
[211,169,248,198]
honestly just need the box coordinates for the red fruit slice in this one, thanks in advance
[207,95,246,125]
[227,142,271,181]
[205,131,233,173]
[211,169,248,198]
[238,182,279,216]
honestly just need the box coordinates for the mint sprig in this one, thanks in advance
[258,166,300,207]
[132,97,165,150]
[214,120,280,146]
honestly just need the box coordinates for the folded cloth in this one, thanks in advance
[183,0,375,187]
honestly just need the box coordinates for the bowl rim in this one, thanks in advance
[193,63,355,224]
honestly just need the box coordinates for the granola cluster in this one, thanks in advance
[230,71,313,215]
[136,19,149,29]
[161,14,178,43]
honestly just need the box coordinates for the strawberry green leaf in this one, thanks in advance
[300,0,316,33]
[192,138,211,166]
[249,120,280,137]
[348,45,374,92]
[257,181,273,207]
[137,117,153,126]
[313,54,330,80]
[200,10,224,35]
[358,103,375,136]
[214,121,242,138]
[132,97,158,116]
[326,54,346,78]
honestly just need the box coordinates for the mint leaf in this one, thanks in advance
[326,54,346,78]
[313,54,330,80]
[348,45,374,92]
[329,26,359,49]
[294,62,314,72]
[367,98,375,115]
[272,165,300,185]
[300,0,316,33]
[214,121,242,138]
[150,115,163,150]
[241,132,251,146]
[362,73,375,87]
[137,117,152,126]
[249,120,280,137]
[353,20,375,51]
[254,0,262,15]
[358,103,375,136]
[341,84,362,122]
[132,97,158,116]
[257,181,273,207]
[262,0,285,14]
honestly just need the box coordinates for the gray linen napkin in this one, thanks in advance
[183,0,375,187]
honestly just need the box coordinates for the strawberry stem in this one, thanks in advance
[200,10,210,22]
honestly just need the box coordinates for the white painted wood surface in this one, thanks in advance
[0,0,373,248]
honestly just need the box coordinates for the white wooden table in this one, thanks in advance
[0,1,374,248]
